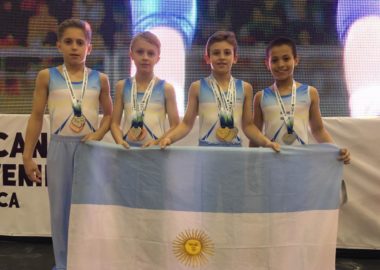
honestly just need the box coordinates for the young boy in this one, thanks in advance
[158,31,279,151]
[111,31,179,148]
[250,36,350,163]
[22,19,113,270]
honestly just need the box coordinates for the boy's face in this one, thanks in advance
[57,27,92,66]
[130,38,160,75]
[266,44,298,81]
[205,41,237,74]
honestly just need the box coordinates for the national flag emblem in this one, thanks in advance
[172,229,215,267]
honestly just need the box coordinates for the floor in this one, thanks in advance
[0,236,379,270]
[0,237,54,270]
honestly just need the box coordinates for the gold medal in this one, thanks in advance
[216,127,238,142]
[282,133,297,145]
[216,127,229,141]
[225,127,238,142]
[69,115,85,133]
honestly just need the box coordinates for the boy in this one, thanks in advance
[23,19,113,270]
[250,36,350,163]
[158,31,279,151]
[111,31,179,148]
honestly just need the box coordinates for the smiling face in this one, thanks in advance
[205,41,237,75]
[185,239,202,255]
[130,37,160,75]
[57,27,92,66]
[266,44,298,81]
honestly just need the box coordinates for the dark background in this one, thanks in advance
[0,0,349,116]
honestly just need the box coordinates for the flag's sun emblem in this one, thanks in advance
[172,229,215,267]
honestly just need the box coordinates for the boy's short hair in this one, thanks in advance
[266,37,297,59]
[205,31,238,57]
[57,19,92,43]
[130,31,161,54]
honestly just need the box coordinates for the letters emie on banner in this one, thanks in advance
[0,114,50,236]
[0,131,48,207]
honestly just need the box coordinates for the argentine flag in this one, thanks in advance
[68,142,343,270]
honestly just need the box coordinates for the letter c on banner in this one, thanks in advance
[0,192,8,207]
[0,132,8,157]
[0,192,20,208]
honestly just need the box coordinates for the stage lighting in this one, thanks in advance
[130,0,197,115]
[337,0,380,116]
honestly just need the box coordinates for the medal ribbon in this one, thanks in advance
[62,64,88,115]
[208,76,236,122]
[273,81,296,134]
[131,76,156,119]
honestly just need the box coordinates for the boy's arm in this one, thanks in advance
[23,69,49,183]
[164,82,180,129]
[249,90,264,147]
[159,81,200,148]
[309,87,350,163]
[309,87,334,143]
[110,80,129,148]
[242,82,280,152]
[83,73,113,141]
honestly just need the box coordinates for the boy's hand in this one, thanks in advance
[264,141,281,152]
[338,148,350,164]
[142,140,159,148]
[23,158,42,183]
[117,140,130,149]
[159,137,172,149]
[81,132,102,142]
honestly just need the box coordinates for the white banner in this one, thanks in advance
[0,114,50,236]
[321,118,380,249]
[0,114,379,250]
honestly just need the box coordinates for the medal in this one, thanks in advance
[216,127,230,142]
[225,127,238,142]
[282,132,297,145]
[127,76,156,141]
[69,115,86,133]
[62,64,88,133]
[216,127,238,142]
[273,81,298,144]
[208,76,238,142]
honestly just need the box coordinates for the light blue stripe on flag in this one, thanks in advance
[72,142,343,213]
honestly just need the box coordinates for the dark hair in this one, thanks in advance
[57,19,92,43]
[265,37,297,59]
[130,31,161,54]
[205,31,238,57]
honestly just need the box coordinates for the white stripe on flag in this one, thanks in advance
[68,204,338,270]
